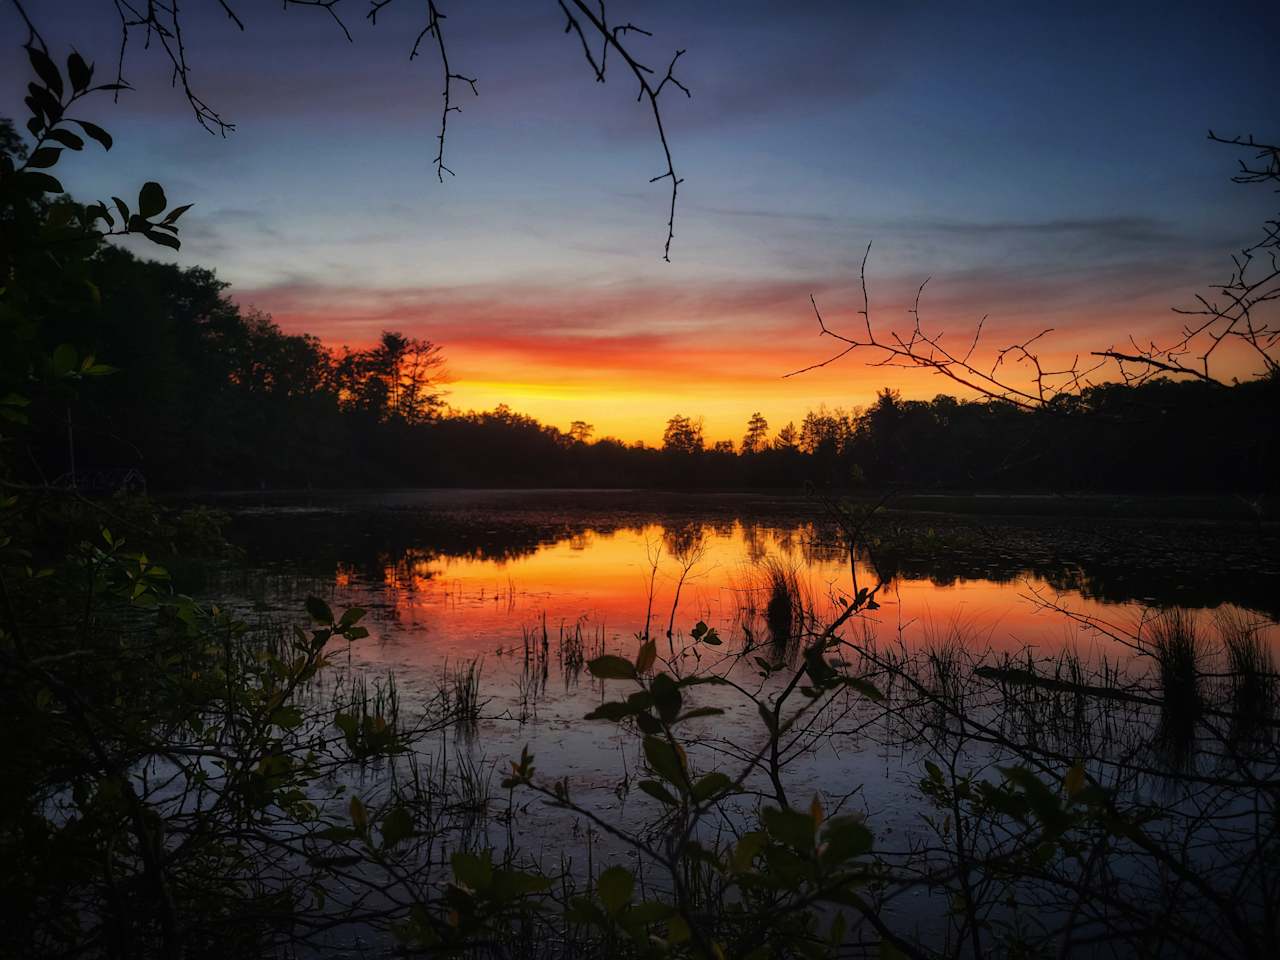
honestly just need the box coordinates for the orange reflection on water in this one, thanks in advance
[344,521,1156,666]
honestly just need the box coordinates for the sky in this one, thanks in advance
[5,1,1277,444]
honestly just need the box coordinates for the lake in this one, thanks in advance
[203,489,1278,952]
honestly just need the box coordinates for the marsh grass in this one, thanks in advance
[735,556,813,663]
[763,557,802,649]
[1144,609,1204,763]
[1217,608,1277,743]
[442,658,485,733]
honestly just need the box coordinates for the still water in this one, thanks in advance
[216,490,1276,795]
[209,489,1277,948]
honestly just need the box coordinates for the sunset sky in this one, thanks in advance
[5,2,1276,444]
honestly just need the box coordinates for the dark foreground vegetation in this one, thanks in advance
[3,40,1279,960]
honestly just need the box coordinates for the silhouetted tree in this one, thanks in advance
[742,411,770,454]
[662,414,704,455]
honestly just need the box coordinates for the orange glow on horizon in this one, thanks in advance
[242,276,1261,447]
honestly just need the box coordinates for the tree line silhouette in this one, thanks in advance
[17,244,1273,494]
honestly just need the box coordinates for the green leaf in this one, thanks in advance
[52,344,77,376]
[692,771,732,803]
[305,596,333,624]
[138,181,166,218]
[1064,762,1086,799]
[381,806,414,849]
[596,865,634,915]
[822,815,873,864]
[637,779,679,806]
[587,654,636,681]
[452,851,492,892]
[731,831,767,872]
[762,806,816,850]
[270,705,303,729]
[667,914,692,944]
[642,736,686,789]
[348,795,368,831]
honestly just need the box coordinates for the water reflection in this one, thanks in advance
[224,493,1280,626]
[222,499,1278,670]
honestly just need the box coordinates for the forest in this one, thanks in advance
[12,237,1277,494]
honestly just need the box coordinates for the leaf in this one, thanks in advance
[305,596,333,625]
[822,815,873,864]
[675,706,724,722]
[348,795,368,831]
[338,606,366,627]
[26,46,63,99]
[650,672,682,722]
[137,181,166,218]
[843,676,884,701]
[731,830,768,873]
[642,735,686,789]
[72,119,112,150]
[634,638,657,674]
[637,779,679,806]
[19,171,63,194]
[145,229,181,251]
[46,129,83,150]
[452,851,492,892]
[1064,762,1086,799]
[762,806,816,850]
[667,914,692,945]
[67,51,92,92]
[52,344,77,376]
[162,203,193,224]
[587,654,636,681]
[757,701,777,734]
[270,705,303,729]
[692,771,732,803]
[584,700,635,722]
[596,865,634,915]
[381,806,414,849]
[112,197,130,221]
